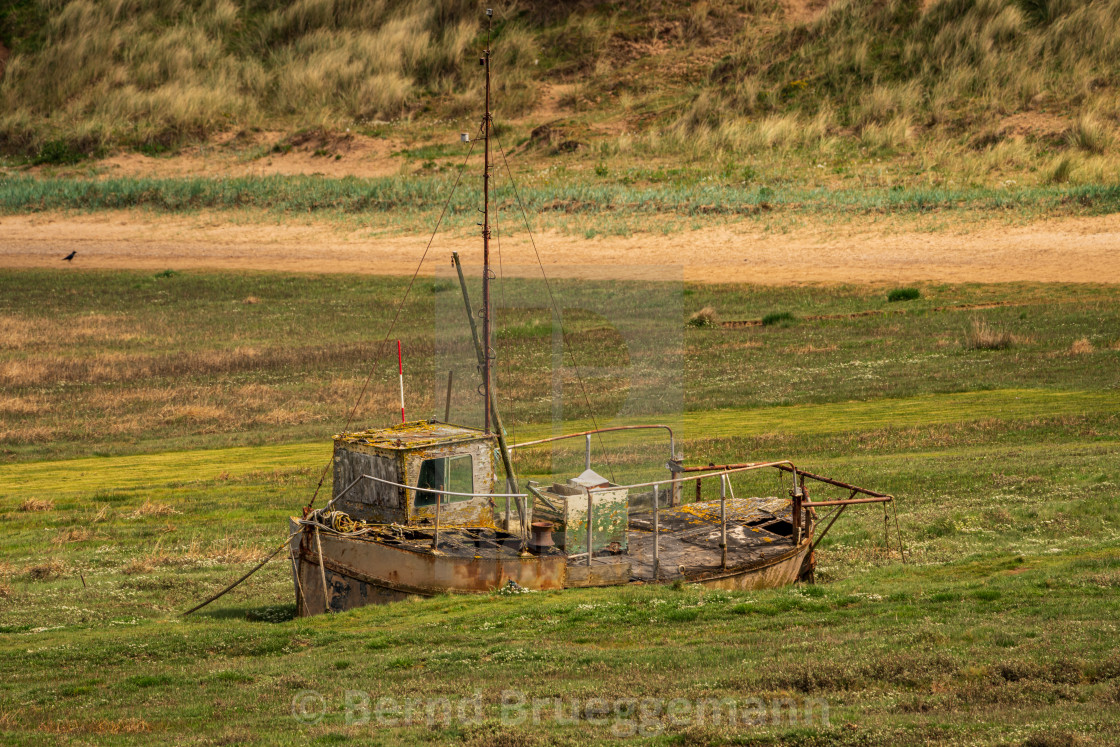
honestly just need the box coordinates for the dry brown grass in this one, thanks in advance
[51,527,96,545]
[122,557,158,575]
[258,408,312,426]
[24,558,66,580]
[129,499,179,518]
[159,405,229,424]
[0,0,535,152]
[0,343,374,388]
[658,0,1120,181]
[0,0,1115,197]
[1068,111,1113,154]
[965,319,1016,350]
[687,306,720,328]
[35,716,151,735]
[791,343,839,354]
[18,497,54,512]
[202,537,267,564]
[0,360,49,388]
[1088,571,1120,588]
[123,537,175,574]
[0,580,11,599]
[0,396,50,416]
[0,314,139,350]
[124,536,265,574]
[0,424,54,444]
[1070,337,1095,355]
[1044,153,1077,185]
[0,370,370,449]
[1110,339,1120,351]
[242,295,260,304]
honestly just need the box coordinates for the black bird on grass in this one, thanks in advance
[63,251,76,261]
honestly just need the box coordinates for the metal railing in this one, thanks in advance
[511,424,680,507]
[511,424,675,472]
[579,460,797,571]
[319,458,899,566]
[325,472,530,549]
[677,462,898,557]
[579,461,898,570]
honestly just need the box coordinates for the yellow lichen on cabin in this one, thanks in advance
[334,420,493,451]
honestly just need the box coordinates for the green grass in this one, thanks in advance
[760,311,798,327]
[3,270,1119,463]
[887,287,921,302]
[3,387,1113,497]
[0,423,1117,744]
[0,269,1118,743]
[3,175,1120,236]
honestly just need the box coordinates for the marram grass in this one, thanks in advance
[2,175,1120,235]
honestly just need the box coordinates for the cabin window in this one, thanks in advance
[415,454,474,506]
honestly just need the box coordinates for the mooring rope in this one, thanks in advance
[183,127,484,618]
[302,125,484,516]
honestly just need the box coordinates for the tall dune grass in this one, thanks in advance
[2,174,1119,235]
[0,0,535,154]
[0,0,1117,171]
[668,0,1120,161]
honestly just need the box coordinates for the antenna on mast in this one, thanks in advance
[481,7,494,434]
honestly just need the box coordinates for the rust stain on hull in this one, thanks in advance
[291,519,814,615]
[688,541,812,590]
[291,520,566,615]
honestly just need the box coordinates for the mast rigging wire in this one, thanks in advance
[492,176,515,447]
[185,130,483,617]
[189,22,630,611]
[301,126,483,516]
[493,131,617,484]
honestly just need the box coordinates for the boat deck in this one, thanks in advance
[322,497,800,574]
[624,496,798,582]
[400,526,564,559]
[560,496,803,584]
[292,495,811,615]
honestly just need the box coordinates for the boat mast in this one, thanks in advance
[473,11,527,543]
[481,7,493,434]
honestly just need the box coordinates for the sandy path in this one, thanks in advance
[2,211,1119,284]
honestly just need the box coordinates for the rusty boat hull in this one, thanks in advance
[289,511,814,615]
[686,540,812,591]
[289,519,568,615]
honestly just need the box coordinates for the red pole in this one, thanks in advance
[397,340,405,423]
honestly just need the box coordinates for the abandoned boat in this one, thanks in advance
[287,11,898,615]
[288,419,896,615]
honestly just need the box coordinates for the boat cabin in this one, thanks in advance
[331,421,499,528]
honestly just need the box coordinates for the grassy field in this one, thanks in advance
[3,270,1118,462]
[0,268,1118,743]
[3,1,1118,742]
[0,403,1117,744]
